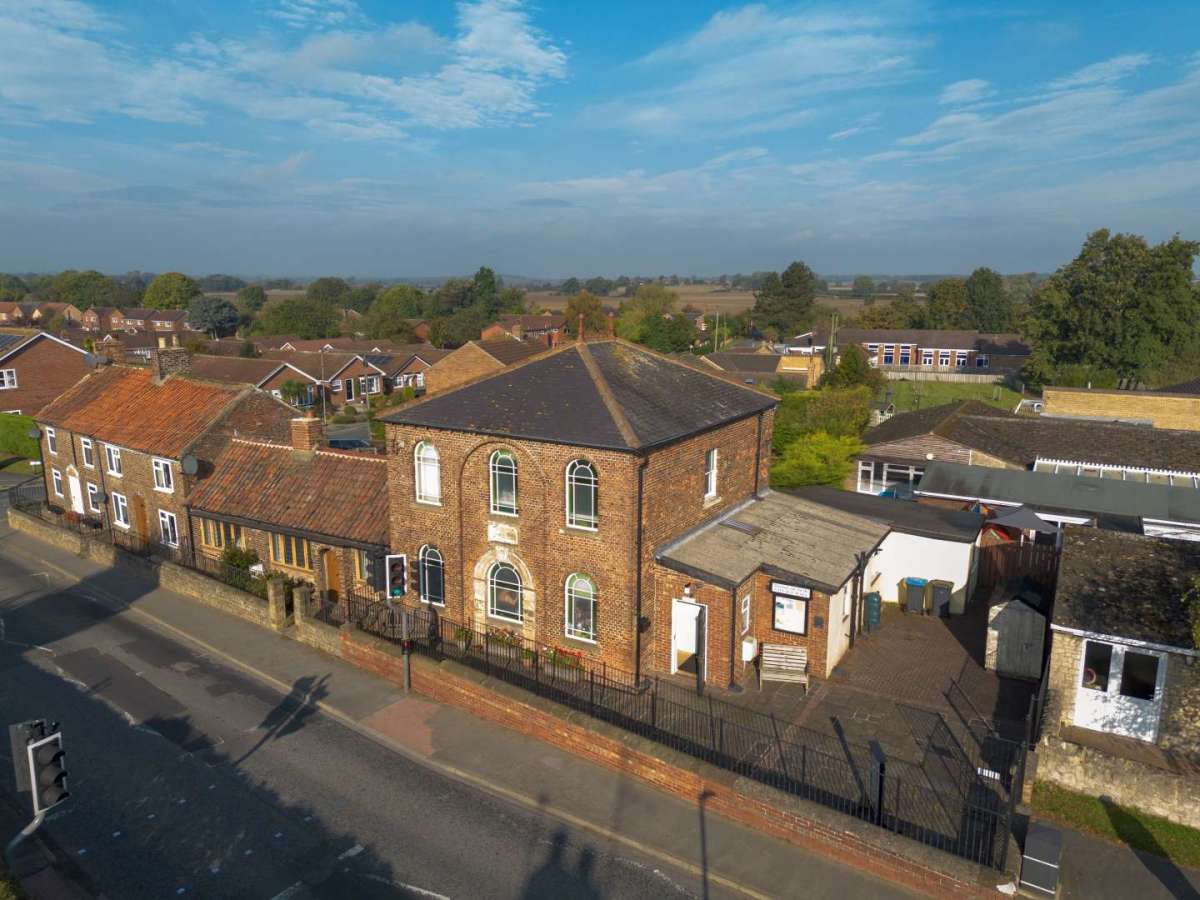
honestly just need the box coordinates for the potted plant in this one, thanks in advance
[453,626,473,652]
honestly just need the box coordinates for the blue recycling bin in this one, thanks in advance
[902,577,928,614]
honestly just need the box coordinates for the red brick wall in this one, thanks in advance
[0,337,91,416]
[748,571,833,681]
[422,344,503,395]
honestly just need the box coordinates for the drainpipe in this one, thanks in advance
[634,456,647,686]
[753,412,764,495]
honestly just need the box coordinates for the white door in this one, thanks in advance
[671,599,704,677]
[1073,639,1166,742]
[67,473,84,514]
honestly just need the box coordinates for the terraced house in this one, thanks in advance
[34,349,293,553]
[379,338,777,686]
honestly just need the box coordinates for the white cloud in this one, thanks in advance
[1049,53,1152,90]
[829,112,881,141]
[938,78,991,105]
[269,0,364,30]
[171,142,256,160]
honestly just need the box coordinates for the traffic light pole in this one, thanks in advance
[4,811,45,871]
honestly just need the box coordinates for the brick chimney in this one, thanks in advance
[291,416,323,452]
[606,311,614,338]
[577,312,585,343]
[150,347,192,381]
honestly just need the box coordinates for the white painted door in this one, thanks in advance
[67,473,84,514]
[671,599,704,677]
[1073,639,1165,742]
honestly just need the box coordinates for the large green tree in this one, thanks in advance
[751,261,817,337]
[49,270,120,309]
[143,272,202,309]
[362,286,425,341]
[258,297,341,339]
[563,290,609,337]
[615,283,678,342]
[0,274,27,301]
[923,277,969,329]
[964,267,1012,332]
[1025,229,1200,384]
[188,296,239,337]
[770,431,864,489]
[822,344,884,391]
[306,277,351,307]
[237,284,267,314]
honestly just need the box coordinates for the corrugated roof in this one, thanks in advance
[190,438,389,546]
[384,340,776,451]
[1054,526,1200,648]
[656,491,889,591]
[38,367,241,457]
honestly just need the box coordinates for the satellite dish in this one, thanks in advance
[180,455,199,475]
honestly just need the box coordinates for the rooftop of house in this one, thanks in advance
[473,337,547,366]
[37,366,243,458]
[383,338,778,452]
[259,349,360,381]
[189,355,284,386]
[915,461,1200,527]
[786,485,984,542]
[496,313,567,330]
[656,490,890,592]
[1053,526,1200,649]
[703,352,782,374]
[190,437,389,547]
[864,402,1200,474]
[794,327,1032,355]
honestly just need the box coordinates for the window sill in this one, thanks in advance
[107,471,123,478]
[420,598,446,607]
[563,632,598,646]
[703,495,722,508]
[153,487,174,494]
[113,521,130,531]
[565,523,598,534]
[490,509,519,518]
[415,498,442,507]
[487,613,524,627]
[270,561,315,576]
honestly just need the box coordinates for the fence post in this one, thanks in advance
[533,645,540,695]
[869,740,886,826]
[588,668,595,716]
[400,609,411,694]
[650,678,658,730]
[266,577,289,632]
[293,584,312,625]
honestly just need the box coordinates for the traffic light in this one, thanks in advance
[8,720,69,816]
[365,552,386,592]
[385,553,407,598]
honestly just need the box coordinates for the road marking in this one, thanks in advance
[337,843,364,860]
[358,872,450,899]
[6,543,791,900]
[268,882,305,900]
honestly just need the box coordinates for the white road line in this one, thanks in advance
[336,843,364,860]
[267,881,306,900]
[358,873,450,899]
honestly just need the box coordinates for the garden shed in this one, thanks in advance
[986,593,1046,680]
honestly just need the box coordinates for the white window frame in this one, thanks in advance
[104,444,122,477]
[921,349,934,366]
[898,346,911,366]
[857,460,876,494]
[565,459,598,530]
[414,441,441,505]
[331,379,342,393]
[740,593,751,635]
[152,457,174,493]
[81,437,94,468]
[112,492,129,529]
[975,354,990,369]
[489,449,519,516]
[0,369,16,390]
[882,344,895,366]
[158,510,179,548]
[564,573,598,643]
[955,350,968,369]
[704,448,719,500]
[86,482,101,513]
[487,562,523,623]
[46,426,57,455]
[367,375,381,394]
[418,545,445,606]
[51,467,63,497]
[938,350,951,368]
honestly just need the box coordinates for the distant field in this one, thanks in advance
[884,380,1022,413]
[528,284,870,318]
[203,289,306,303]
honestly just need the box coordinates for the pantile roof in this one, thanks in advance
[38,366,241,458]
[189,355,283,386]
[190,438,389,546]
[1053,526,1200,649]
[384,339,777,451]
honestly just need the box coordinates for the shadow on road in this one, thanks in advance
[235,673,330,764]
[1100,796,1200,900]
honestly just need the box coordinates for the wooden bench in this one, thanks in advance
[758,644,809,692]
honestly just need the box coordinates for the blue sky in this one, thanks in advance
[1,0,1197,278]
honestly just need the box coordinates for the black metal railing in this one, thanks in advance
[343,592,1015,869]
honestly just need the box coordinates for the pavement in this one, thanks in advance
[0,503,917,899]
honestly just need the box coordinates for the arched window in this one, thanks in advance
[565,459,598,529]
[489,449,518,515]
[418,545,445,606]
[487,562,523,622]
[565,573,597,642]
[414,441,441,504]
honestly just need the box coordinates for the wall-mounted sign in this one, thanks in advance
[770,581,811,599]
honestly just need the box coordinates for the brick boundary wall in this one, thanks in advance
[340,625,1013,899]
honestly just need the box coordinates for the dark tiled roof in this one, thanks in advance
[789,486,983,542]
[146,309,188,321]
[498,314,566,330]
[704,352,782,374]
[475,338,546,365]
[1161,378,1200,396]
[260,350,359,381]
[189,355,283,386]
[190,439,389,546]
[1054,527,1200,648]
[863,401,1012,446]
[976,333,1032,355]
[383,339,777,451]
[120,308,153,319]
[38,367,241,457]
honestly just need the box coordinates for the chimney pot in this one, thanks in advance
[291,416,323,452]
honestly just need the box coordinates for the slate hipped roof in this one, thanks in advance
[190,439,389,547]
[38,366,242,457]
[1053,527,1200,649]
[383,339,777,451]
[189,355,284,386]
[474,338,546,365]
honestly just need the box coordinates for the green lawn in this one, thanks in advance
[1031,782,1200,869]
[0,457,38,476]
[882,380,1022,413]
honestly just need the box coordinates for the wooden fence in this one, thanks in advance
[974,542,1060,600]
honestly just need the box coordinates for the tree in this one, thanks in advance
[822,344,884,391]
[237,284,267,314]
[560,277,581,296]
[751,261,818,337]
[563,291,608,337]
[430,305,488,347]
[638,313,696,352]
[259,297,341,339]
[772,386,873,450]
[584,276,613,296]
[188,296,239,337]
[770,431,864,489]
[198,274,245,292]
[924,278,969,329]
[362,288,423,341]
[344,285,378,313]
[0,274,27,302]
[373,283,427,319]
[964,267,1012,332]
[852,276,875,302]
[615,283,678,342]
[49,270,120,309]
[472,267,498,307]
[280,379,308,406]
[1025,230,1200,384]
[306,277,351,307]
[144,272,202,309]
